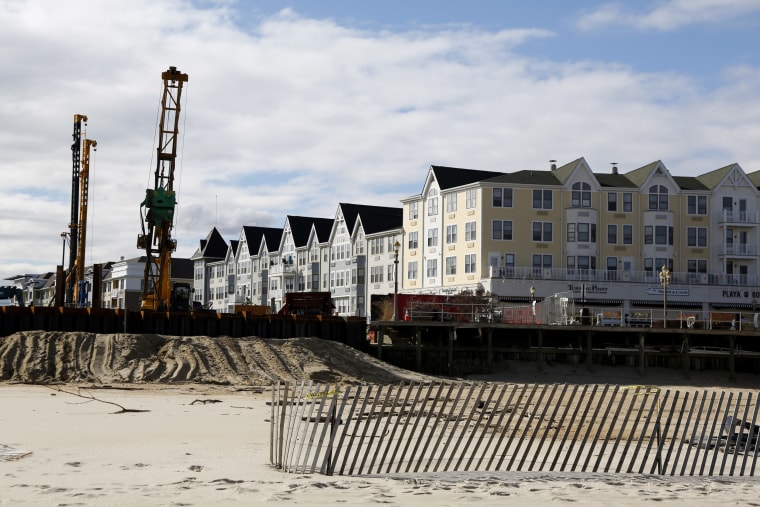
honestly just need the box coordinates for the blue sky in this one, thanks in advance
[240,0,760,87]
[1,0,760,279]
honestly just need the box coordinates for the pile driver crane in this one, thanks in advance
[63,114,97,307]
[137,66,190,311]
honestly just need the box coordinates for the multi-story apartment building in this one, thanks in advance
[102,257,191,311]
[190,227,228,308]
[401,159,760,316]
[305,217,334,294]
[5,272,57,307]
[267,216,334,311]
[318,203,401,317]
[343,204,403,318]
[211,205,400,318]
[230,226,282,311]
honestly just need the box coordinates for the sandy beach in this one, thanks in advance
[1,332,760,505]
[2,383,759,506]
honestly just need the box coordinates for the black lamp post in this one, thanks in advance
[392,240,400,321]
[659,265,671,328]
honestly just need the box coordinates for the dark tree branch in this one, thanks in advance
[47,385,150,414]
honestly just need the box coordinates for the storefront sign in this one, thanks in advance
[567,284,608,295]
[721,289,760,299]
[645,287,689,297]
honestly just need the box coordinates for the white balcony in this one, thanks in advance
[721,210,760,225]
[486,265,760,287]
[721,244,757,256]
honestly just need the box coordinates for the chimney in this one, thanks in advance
[611,162,618,174]
[550,160,557,171]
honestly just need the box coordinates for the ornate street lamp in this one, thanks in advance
[392,240,400,321]
[659,265,671,328]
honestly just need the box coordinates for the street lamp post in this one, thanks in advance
[530,285,536,323]
[392,240,400,321]
[659,265,671,329]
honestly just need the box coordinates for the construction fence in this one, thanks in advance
[270,381,759,477]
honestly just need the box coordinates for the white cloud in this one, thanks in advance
[577,0,760,31]
[0,1,758,279]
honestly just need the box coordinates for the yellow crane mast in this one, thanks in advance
[73,137,97,306]
[63,114,96,307]
[137,66,189,311]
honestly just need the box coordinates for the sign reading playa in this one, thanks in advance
[717,288,760,299]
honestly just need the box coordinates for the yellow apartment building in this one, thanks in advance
[401,158,760,319]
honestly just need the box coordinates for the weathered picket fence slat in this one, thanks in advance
[270,382,759,477]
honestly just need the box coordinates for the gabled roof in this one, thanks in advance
[430,165,503,190]
[26,272,56,290]
[191,227,228,261]
[747,170,760,189]
[241,226,282,256]
[356,207,402,235]
[697,163,736,190]
[228,239,239,257]
[307,218,334,248]
[551,158,583,184]
[338,203,401,233]
[286,216,331,248]
[624,161,660,187]
[311,218,333,243]
[262,228,283,254]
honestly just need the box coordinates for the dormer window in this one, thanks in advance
[648,185,668,210]
[571,182,591,208]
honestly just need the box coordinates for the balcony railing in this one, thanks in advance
[721,244,757,256]
[721,210,760,224]
[487,266,760,286]
[268,263,297,275]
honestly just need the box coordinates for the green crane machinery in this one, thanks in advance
[137,66,191,311]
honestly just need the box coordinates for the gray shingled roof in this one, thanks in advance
[431,165,504,190]
[595,172,636,188]
[483,170,562,186]
[262,229,283,252]
[312,218,333,243]
[673,176,709,191]
[286,216,332,248]
[357,207,402,235]
[242,226,282,256]
[696,163,735,190]
[194,227,228,260]
[339,203,401,233]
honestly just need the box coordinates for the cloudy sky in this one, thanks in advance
[2,0,759,280]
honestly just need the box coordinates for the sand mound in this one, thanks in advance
[0,331,431,385]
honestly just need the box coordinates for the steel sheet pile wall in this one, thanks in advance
[270,381,759,476]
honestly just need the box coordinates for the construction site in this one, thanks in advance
[1,66,760,381]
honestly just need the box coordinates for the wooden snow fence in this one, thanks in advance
[269,381,759,477]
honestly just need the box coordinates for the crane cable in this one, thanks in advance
[142,76,189,243]
[88,144,97,273]
[175,80,189,243]
[147,78,162,190]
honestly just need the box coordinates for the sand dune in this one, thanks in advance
[0,331,431,385]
